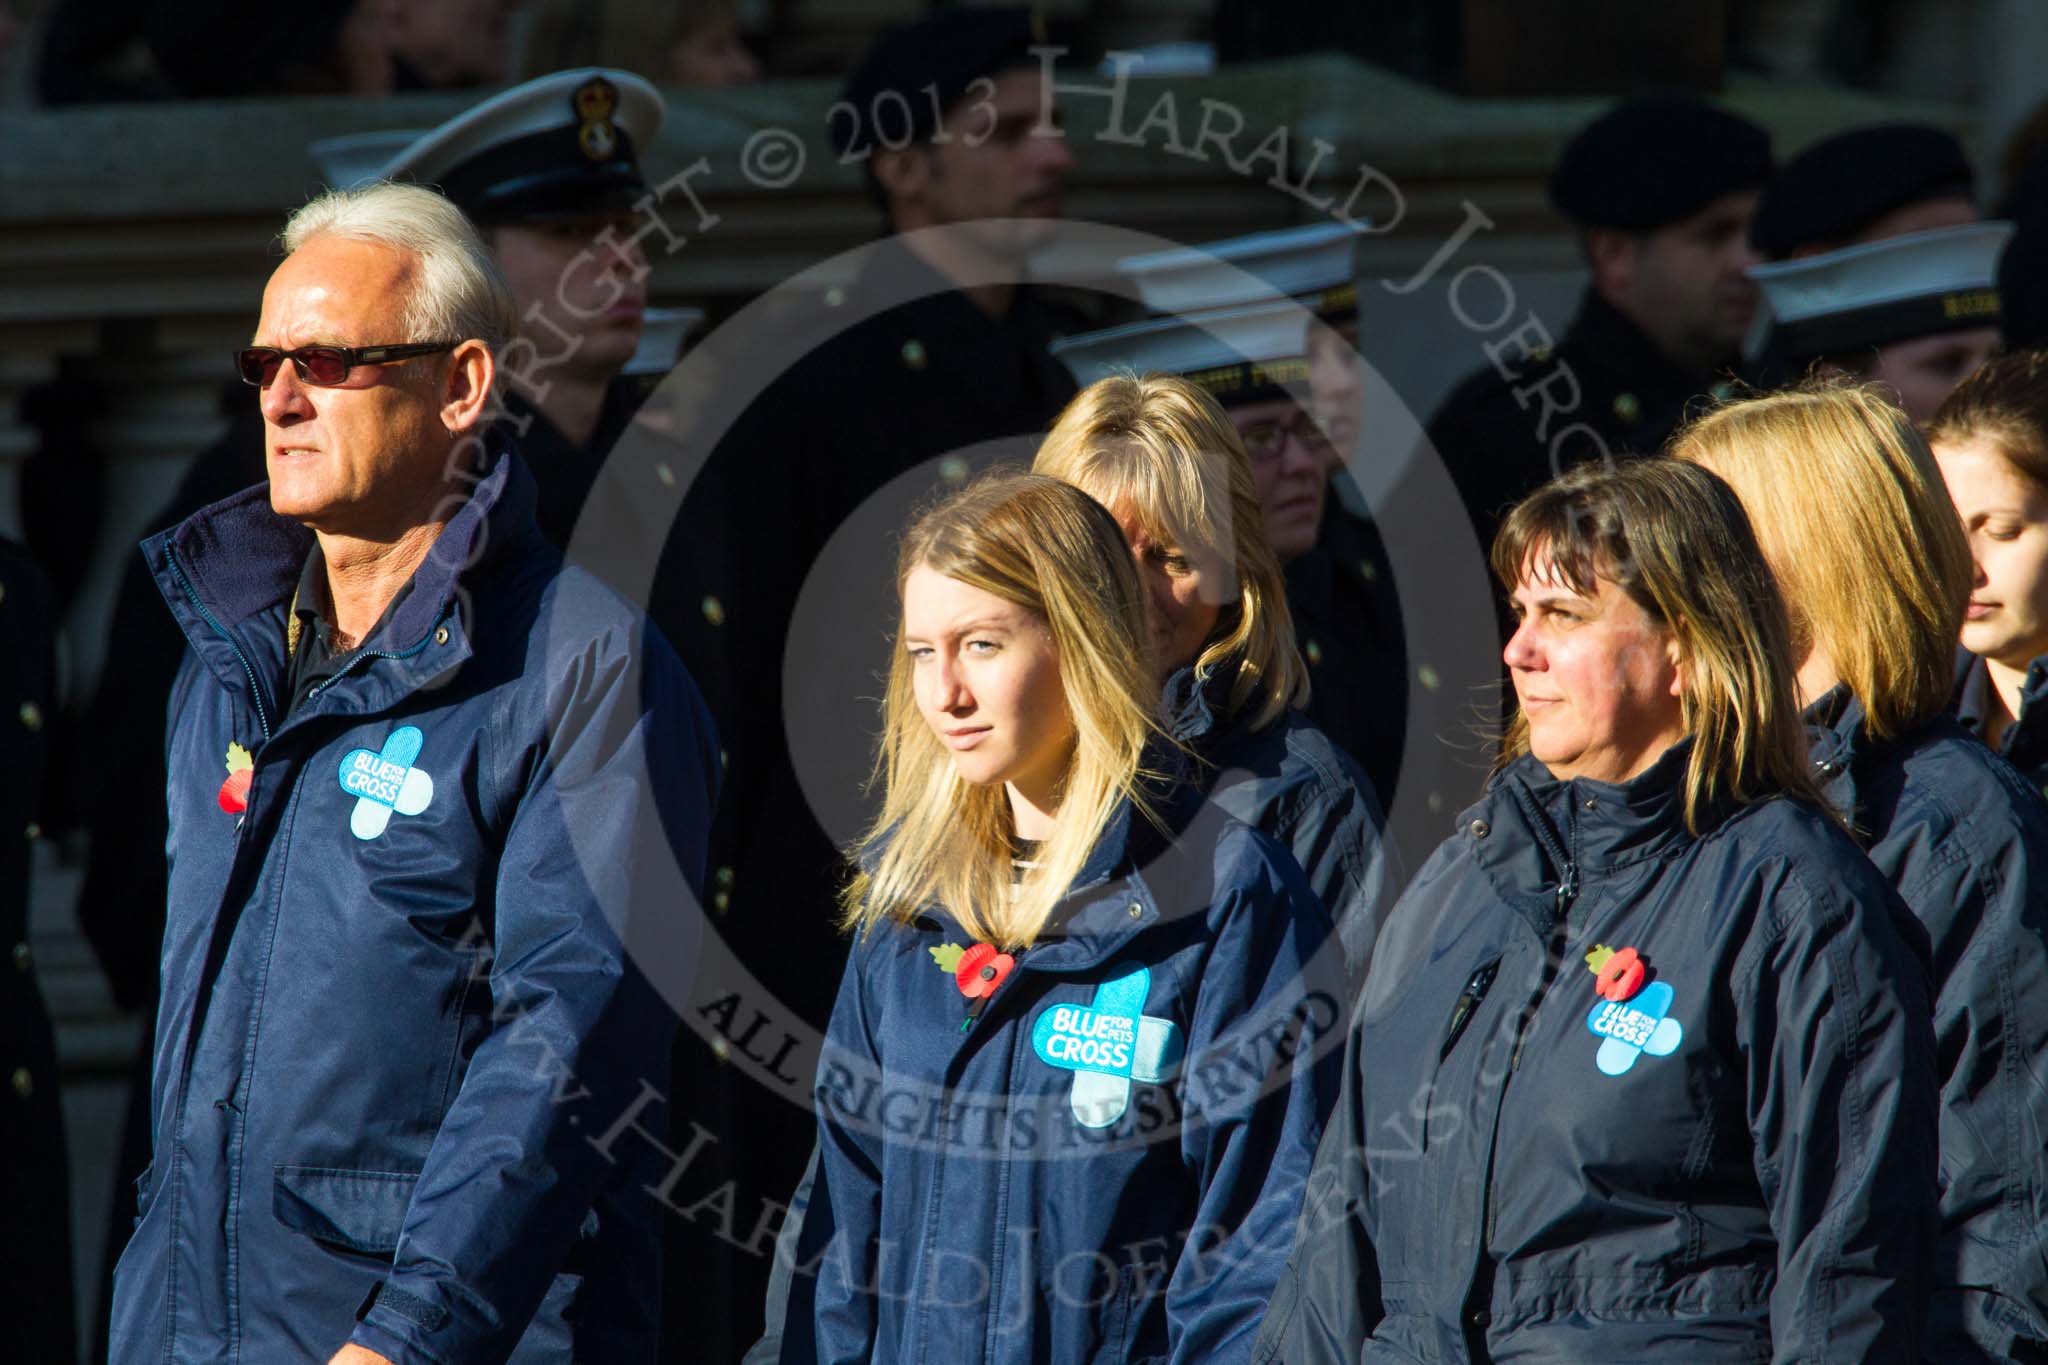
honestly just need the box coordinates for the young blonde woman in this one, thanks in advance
[775,474,1342,1364]
[1033,373,1394,982]
[1931,352,2048,789]
[1676,382,2048,1363]
[1258,458,1937,1363]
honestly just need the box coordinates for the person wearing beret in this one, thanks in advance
[1750,122,1978,261]
[1425,94,1772,557]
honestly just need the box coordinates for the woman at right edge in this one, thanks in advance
[1254,458,1937,1362]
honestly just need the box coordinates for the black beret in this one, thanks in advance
[1750,124,1975,257]
[834,6,1042,154]
[1549,94,1774,231]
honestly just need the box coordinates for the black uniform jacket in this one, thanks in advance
[1426,291,1732,553]
[0,537,74,1365]
[1255,742,1939,1364]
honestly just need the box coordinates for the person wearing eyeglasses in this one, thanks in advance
[106,181,718,1365]
[1054,307,1409,807]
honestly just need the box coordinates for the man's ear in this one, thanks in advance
[440,340,495,436]
[872,143,932,209]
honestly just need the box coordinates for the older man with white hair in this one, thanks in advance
[107,181,718,1365]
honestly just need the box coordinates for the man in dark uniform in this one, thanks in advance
[373,68,671,546]
[658,8,1080,1355]
[0,536,74,1364]
[1427,94,1774,551]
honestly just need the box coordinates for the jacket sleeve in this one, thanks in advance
[1248,971,1382,1365]
[1893,789,2048,1356]
[1282,768,1399,991]
[1742,855,1939,1365]
[1163,835,1345,1364]
[349,621,719,1365]
[774,931,887,1364]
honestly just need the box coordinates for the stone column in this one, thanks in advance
[0,321,98,543]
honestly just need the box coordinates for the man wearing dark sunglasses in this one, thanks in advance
[108,180,717,1365]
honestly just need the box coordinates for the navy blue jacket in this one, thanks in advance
[746,673,1392,1363]
[108,452,718,1365]
[1256,743,1939,1364]
[1809,687,2048,1361]
[1954,649,2048,794]
[777,788,1344,1363]
[1165,666,1397,988]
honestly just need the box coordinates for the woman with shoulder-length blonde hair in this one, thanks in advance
[1675,380,2048,1363]
[1930,351,2048,787]
[1258,456,1936,1363]
[1034,373,1393,980]
[777,473,1342,1365]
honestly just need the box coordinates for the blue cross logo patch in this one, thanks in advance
[1585,980,1684,1075]
[1031,964,1183,1128]
[338,725,435,840]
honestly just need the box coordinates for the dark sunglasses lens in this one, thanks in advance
[237,349,281,386]
[298,347,351,385]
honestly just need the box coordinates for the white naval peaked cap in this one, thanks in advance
[1052,299,1314,406]
[370,68,665,224]
[309,129,425,189]
[1117,221,1368,318]
[1746,220,2012,362]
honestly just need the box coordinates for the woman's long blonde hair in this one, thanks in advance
[1491,458,1824,831]
[1034,373,1309,730]
[841,473,1168,948]
[1672,381,1971,741]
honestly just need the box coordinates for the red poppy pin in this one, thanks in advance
[931,941,1015,999]
[218,742,254,814]
[1584,944,1646,1002]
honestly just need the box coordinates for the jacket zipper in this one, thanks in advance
[1482,781,1584,1254]
[167,543,273,742]
[1511,863,1579,1074]
[303,608,450,703]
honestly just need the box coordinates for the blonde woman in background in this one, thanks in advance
[1677,382,2048,1362]
[1035,373,1395,982]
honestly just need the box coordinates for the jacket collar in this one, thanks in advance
[1566,290,1717,400]
[1802,682,1867,821]
[1477,740,1706,874]
[149,438,539,729]
[908,757,1212,975]
[1163,663,1227,744]
[1953,648,2048,754]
